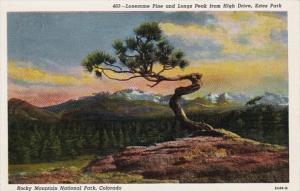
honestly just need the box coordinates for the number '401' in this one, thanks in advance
[113,4,121,8]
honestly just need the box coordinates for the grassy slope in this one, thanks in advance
[9,155,94,175]
[9,155,176,183]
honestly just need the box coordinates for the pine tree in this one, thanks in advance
[164,122,173,140]
[40,128,62,161]
[109,130,117,152]
[117,128,124,149]
[18,145,31,163]
[51,135,62,160]
[29,134,40,161]
[90,130,99,150]
[133,124,142,145]
[81,21,225,135]
[63,139,77,159]
[98,129,109,155]
[74,136,84,155]
[123,129,131,146]
[40,139,51,161]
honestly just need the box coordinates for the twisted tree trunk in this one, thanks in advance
[165,73,227,136]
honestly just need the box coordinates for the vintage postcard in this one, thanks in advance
[0,0,299,191]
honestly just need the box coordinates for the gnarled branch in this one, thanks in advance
[101,70,142,81]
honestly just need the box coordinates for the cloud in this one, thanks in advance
[158,59,288,96]
[160,12,287,61]
[148,12,217,26]
[8,61,84,86]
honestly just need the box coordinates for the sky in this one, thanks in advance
[8,12,288,106]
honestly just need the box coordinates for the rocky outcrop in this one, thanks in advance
[83,136,288,183]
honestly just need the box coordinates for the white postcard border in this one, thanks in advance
[0,0,299,191]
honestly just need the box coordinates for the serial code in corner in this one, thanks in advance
[275,186,288,190]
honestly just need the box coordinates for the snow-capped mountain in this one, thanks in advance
[220,92,252,103]
[112,89,162,103]
[256,92,288,106]
[204,92,252,104]
[203,93,220,103]
[112,89,189,105]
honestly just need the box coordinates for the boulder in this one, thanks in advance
[83,136,288,183]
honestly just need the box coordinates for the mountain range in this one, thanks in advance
[8,89,288,123]
[255,92,288,106]
[112,89,288,106]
